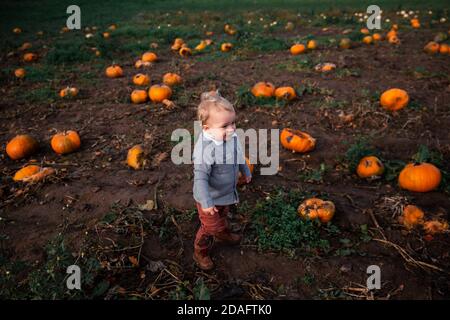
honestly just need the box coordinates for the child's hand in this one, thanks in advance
[203,206,219,215]
[245,175,252,184]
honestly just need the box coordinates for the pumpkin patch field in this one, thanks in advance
[1,0,450,300]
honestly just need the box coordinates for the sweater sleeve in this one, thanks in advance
[193,139,215,209]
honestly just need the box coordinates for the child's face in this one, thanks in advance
[204,109,236,141]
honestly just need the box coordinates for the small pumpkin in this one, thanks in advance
[314,63,336,72]
[195,40,207,51]
[224,24,237,35]
[179,47,192,57]
[148,84,172,103]
[372,33,383,41]
[339,38,352,49]
[356,156,384,178]
[424,41,440,54]
[221,42,233,52]
[274,87,296,101]
[439,43,449,55]
[127,145,145,170]
[13,165,55,183]
[23,53,38,62]
[380,88,409,111]
[6,134,39,160]
[18,42,32,51]
[132,73,150,86]
[423,220,449,235]
[13,27,22,34]
[398,163,441,192]
[135,60,152,68]
[131,89,148,104]
[386,30,397,40]
[399,205,424,229]
[51,130,81,155]
[251,82,275,98]
[298,198,335,223]
[360,28,370,35]
[102,32,110,39]
[142,52,158,62]
[163,73,182,86]
[237,157,254,185]
[105,65,123,78]
[410,18,420,29]
[59,87,79,98]
[14,68,26,78]
[307,40,317,50]
[280,128,316,153]
[362,35,373,45]
[388,35,400,44]
[171,38,184,51]
[290,44,306,55]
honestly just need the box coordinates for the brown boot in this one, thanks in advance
[193,247,214,271]
[214,231,241,245]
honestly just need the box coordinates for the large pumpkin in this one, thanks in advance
[424,41,440,54]
[6,134,39,160]
[141,52,158,62]
[280,128,316,153]
[298,198,335,223]
[380,88,409,111]
[51,130,81,155]
[251,82,275,98]
[237,157,254,185]
[127,145,145,170]
[148,84,172,103]
[398,163,441,192]
[356,156,384,178]
[14,68,26,78]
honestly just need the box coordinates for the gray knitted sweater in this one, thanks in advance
[193,131,252,209]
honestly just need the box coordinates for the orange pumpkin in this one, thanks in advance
[237,157,254,185]
[105,65,123,78]
[179,47,192,57]
[14,68,26,78]
[423,220,449,235]
[251,82,275,98]
[398,163,441,192]
[356,156,384,178]
[13,27,22,34]
[133,73,150,86]
[439,43,449,55]
[171,38,184,51]
[274,87,296,100]
[360,28,370,35]
[23,53,37,62]
[362,35,373,45]
[290,44,306,55]
[314,63,336,72]
[18,42,32,51]
[6,134,39,160]
[224,24,237,35]
[339,38,352,49]
[127,145,145,170]
[51,130,81,155]
[195,40,207,51]
[372,33,383,41]
[307,40,317,50]
[298,198,335,223]
[280,128,316,153]
[142,52,158,62]
[59,87,78,98]
[386,30,397,40]
[388,35,400,44]
[102,32,110,39]
[13,165,54,183]
[399,205,424,229]
[221,42,233,52]
[131,89,148,104]
[410,18,420,29]
[163,73,182,86]
[148,84,172,103]
[135,60,152,68]
[424,41,440,54]
[380,88,409,111]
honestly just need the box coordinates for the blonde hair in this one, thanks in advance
[197,90,235,125]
